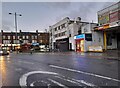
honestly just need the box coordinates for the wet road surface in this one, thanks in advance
[0,52,120,87]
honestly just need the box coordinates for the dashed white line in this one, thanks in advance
[49,65,120,82]
[55,75,96,86]
[55,76,82,86]
[48,78,68,88]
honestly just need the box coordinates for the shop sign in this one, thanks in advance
[110,10,119,23]
[74,34,85,39]
[97,24,109,30]
[98,12,109,25]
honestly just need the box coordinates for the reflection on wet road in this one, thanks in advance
[0,52,119,87]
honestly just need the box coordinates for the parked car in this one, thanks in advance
[0,49,9,55]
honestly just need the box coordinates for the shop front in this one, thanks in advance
[106,26,120,50]
[74,34,85,52]
[117,32,120,50]
[95,24,120,50]
[1,44,20,51]
[74,34,93,52]
[75,38,84,52]
[55,38,69,52]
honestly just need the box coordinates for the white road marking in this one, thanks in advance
[49,65,120,82]
[41,80,51,87]
[55,76,82,86]
[48,78,68,88]
[71,78,96,87]
[30,82,35,87]
[19,71,58,87]
[55,75,96,86]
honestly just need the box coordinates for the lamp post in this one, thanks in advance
[45,29,48,52]
[9,12,22,51]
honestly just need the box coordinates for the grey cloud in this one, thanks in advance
[44,2,71,9]
[56,2,115,23]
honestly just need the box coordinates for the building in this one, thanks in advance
[38,33,49,46]
[1,30,49,51]
[49,17,79,51]
[49,17,98,52]
[74,22,98,52]
[94,1,120,50]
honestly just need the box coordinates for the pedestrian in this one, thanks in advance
[30,48,33,54]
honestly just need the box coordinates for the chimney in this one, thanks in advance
[76,17,81,22]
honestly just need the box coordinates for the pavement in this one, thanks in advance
[76,50,120,61]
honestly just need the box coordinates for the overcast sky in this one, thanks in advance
[1,0,118,32]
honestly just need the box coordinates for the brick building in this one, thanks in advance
[1,30,49,51]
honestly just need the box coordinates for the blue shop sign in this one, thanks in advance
[32,43,39,46]
[74,34,85,39]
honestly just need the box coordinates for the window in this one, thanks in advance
[3,36,5,39]
[85,34,92,41]
[59,33,61,37]
[3,40,10,44]
[26,36,29,39]
[35,36,37,39]
[32,36,34,39]
[69,30,71,37]
[13,40,19,44]
[54,28,57,31]
[58,26,60,30]
[13,36,15,39]
[18,36,20,39]
[23,36,25,39]
[61,24,65,29]
[8,36,10,39]
[32,40,37,43]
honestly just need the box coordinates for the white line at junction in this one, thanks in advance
[19,71,58,87]
[48,78,68,88]
[49,65,120,82]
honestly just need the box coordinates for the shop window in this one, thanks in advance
[107,34,112,46]
[85,34,92,41]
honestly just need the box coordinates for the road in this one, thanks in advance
[0,52,120,87]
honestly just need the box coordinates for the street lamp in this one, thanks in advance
[45,29,48,52]
[9,12,22,51]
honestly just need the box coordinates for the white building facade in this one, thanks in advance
[49,17,82,51]
[49,17,98,52]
